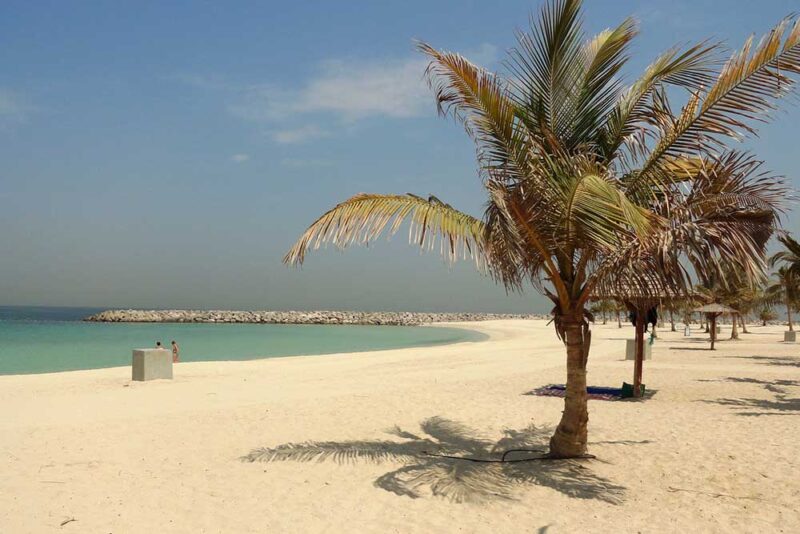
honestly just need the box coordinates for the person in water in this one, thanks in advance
[171,340,180,363]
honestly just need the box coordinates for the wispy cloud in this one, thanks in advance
[231,153,250,163]
[230,43,498,124]
[271,125,329,144]
[176,43,498,144]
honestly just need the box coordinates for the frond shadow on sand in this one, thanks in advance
[697,376,800,416]
[241,417,626,504]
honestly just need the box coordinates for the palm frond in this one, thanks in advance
[600,40,721,160]
[770,234,800,275]
[565,16,638,146]
[506,0,585,138]
[283,193,485,266]
[419,43,529,178]
[633,17,800,195]
[560,172,656,248]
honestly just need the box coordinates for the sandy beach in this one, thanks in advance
[1,319,798,533]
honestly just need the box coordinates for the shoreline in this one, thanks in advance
[0,322,491,379]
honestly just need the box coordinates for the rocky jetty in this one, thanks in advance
[84,309,544,326]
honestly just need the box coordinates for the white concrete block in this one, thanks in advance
[684,326,691,337]
[132,349,173,381]
[625,339,652,361]
[784,331,796,342]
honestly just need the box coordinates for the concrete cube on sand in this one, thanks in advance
[132,349,173,381]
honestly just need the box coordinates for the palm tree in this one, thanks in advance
[285,0,795,458]
[766,267,800,331]
[696,268,759,340]
[589,299,615,325]
[770,235,800,331]
[759,307,778,326]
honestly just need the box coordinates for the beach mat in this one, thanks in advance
[530,384,624,401]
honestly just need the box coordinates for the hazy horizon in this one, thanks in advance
[2,0,798,315]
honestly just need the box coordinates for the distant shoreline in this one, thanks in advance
[84,309,546,326]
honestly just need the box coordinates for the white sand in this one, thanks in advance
[1,319,799,533]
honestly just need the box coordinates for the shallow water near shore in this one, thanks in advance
[0,306,487,375]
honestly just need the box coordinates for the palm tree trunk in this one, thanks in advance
[617,310,622,328]
[669,308,676,332]
[633,309,645,398]
[549,319,589,458]
[788,299,794,331]
[730,314,739,340]
[740,314,749,334]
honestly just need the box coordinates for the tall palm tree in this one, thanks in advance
[285,0,795,458]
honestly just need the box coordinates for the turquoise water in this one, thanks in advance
[0,307,486,375]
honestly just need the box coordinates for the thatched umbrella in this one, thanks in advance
[693,303,738,350]
[593,285,695,397]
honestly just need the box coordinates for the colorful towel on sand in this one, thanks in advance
[531,384,622,401]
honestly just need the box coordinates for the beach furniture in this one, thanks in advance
[785,331,796,342]
[132,349,173,381]
[625,339,651,361]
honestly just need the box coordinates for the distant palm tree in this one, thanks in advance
[589,299,615,325]
[759,307,778,326]
[766,266,800,331]
[769,235,800,330]
[695,267,763,339]
[286,0,795,457]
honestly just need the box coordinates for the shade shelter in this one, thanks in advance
[693,303,738,350]
[593,285,694,398]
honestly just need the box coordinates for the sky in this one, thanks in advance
[1,0,799,314]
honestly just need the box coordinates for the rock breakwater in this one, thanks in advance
[84,309,543,326]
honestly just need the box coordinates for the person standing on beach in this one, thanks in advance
[171,341,180,363]
[156,341,163,349]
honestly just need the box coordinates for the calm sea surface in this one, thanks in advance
[0,306,486,375]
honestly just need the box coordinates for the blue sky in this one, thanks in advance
[1,0,798,313]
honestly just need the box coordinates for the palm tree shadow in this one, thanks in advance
[718,355,800,368]
[241,417,626,504]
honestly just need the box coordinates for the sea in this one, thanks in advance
[0,306,487,376]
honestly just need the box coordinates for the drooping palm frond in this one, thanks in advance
[559,172,656,247]
[419,43,530,179]
[584,152,785,305]
[283,193,486,267]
